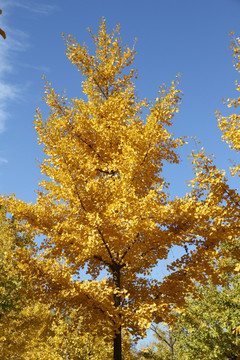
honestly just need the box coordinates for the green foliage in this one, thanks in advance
[175,275,240,360]
[140,263,240,360]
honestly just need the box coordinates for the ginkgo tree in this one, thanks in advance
[2,19,239,360]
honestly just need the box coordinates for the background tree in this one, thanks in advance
[1,302,138,359]
[140,271,240,360]
[173,239,240,360]
[139,325,176,360]
[174,273,240,360]
[2,19,238,360]
[0,206,32,318]
[0,302,57,360]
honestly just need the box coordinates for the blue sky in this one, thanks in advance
[1,0,240,202]
[1,0,240,347]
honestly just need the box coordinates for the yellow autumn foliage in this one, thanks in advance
[2,19,240,359]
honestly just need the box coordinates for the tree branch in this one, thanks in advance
[93,254,112,269]
[121,232,140,261]
[97,227,114,262]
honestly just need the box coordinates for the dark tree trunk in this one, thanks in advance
[113,325,122,360]
[113,264,122,360]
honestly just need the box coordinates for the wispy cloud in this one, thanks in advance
[20,63,50,73]
[0,156,8,164]
[0,13,28,132]
[0,1,55,133]
[1,0,56,15]
[0,82,21,132]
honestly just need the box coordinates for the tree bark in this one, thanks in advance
[113,325,122,360]
[113,264,122,360]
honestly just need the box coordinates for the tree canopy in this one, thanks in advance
[2,19,240,359]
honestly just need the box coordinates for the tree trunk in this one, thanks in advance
[113,264,122,360]
[113,325,122,360]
